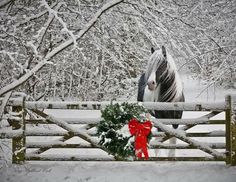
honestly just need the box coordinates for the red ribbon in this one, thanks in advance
[128,118,152,160]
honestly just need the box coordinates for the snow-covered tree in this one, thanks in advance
[0,0,235,102]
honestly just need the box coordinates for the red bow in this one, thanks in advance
[128,118,152,160]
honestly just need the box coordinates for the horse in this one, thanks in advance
[137,46,185,157]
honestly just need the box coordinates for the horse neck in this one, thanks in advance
[158,69,182,102]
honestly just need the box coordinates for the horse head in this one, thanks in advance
[138,45,184,103]
[146,46,168,92]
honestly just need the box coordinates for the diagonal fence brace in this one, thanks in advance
[152,119,226,159]
[31,109,113,157]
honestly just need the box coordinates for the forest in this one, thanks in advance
[0,0,235,101]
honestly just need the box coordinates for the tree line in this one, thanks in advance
[0,0,235,102]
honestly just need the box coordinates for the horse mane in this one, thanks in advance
[144,48,183,102]
[144,49,165,81]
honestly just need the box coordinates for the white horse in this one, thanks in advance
[137,46,185,157]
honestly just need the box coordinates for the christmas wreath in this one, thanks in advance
[97,102,152,160]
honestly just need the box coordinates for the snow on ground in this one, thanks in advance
[0,76,236,182]
[1,161,236,182]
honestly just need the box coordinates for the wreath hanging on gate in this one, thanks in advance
[97,102,152,160]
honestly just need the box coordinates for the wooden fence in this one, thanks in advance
[0,95,235,165]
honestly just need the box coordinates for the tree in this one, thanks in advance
[0,0,235,102]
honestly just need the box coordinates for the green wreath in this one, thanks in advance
[97,102,147,160]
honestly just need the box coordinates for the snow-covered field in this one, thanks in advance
[0,76,236,182]
[1,161,236,182]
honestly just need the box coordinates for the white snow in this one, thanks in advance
[0,76,236,182]
[152,118,225,158]
[0,161,236,182]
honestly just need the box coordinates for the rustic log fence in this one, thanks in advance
[0,95,235,165]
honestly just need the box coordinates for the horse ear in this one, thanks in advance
[161,46,167,58]
[151,47,155,54]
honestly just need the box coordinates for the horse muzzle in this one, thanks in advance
[147,81,156,91]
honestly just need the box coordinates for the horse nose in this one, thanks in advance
[147,81,156,91]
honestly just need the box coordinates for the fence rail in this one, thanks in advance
[2,99,227,111]
[0,95,235,165]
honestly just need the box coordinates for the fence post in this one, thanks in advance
[231,95,236,166]
[12,97,26,164]
[225,95,232,165]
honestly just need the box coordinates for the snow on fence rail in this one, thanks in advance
[0,95,236,165]
[1,99,227,111]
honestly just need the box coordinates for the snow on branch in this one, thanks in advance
[0,50,26,74]
[178,45,236,71]
[0,50,43,87]
[32,2,63,56]
[22,3,63,73]
[211,48,235,81]
[41,0,77,46]
[0,59,49,97]
[16,2,58,27]
[0,0,124,97]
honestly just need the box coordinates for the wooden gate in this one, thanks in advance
[0,95,235,165]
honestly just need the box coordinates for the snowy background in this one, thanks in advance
[1,0,236,182]
[1,161,236,182]
[1,75,236,182]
